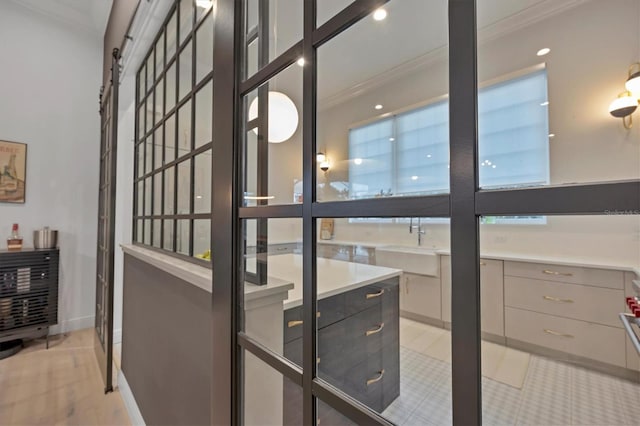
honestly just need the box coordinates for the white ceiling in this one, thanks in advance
[10,0,113,37]
[307,0,584,101]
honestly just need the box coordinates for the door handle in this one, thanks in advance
[288,320,303,328]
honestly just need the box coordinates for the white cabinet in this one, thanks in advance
[399,272,441,320]
[440,256,504,337]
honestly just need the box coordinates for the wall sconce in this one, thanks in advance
[609,62,640,129]
[320,160,331,172]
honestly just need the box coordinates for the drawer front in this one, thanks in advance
[504,261,623,289]
[342,349,385,412]
[344,282,389,316]
[505,276,623,328]
[401,273,441,320]
[505,307,626,367]
[284,293,346,343]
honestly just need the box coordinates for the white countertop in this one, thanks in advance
[248,254,402,310]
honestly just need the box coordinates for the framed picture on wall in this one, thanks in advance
[0,140,27,203]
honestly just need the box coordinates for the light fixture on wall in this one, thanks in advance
[626,63,640,96]
[248,92,299,143]
[316,152,326,162]
[320,160,331,172]
[608,62,640,129]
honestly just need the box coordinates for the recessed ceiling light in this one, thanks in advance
[354,158,363,165]
[375,104,383,110]
[548,133,555,138]
[297,57,305,67]
[537,48,551,56]
[389,137,395,141]
[411,175,418,181]
[492,165,497,169]
[540,101,549,106]
[373,8,387,21]
[244,195,276,200]
[196,195,203,199]
[427,154,432,158]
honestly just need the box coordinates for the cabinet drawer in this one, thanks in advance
[284,293,346,343]
[504,261,623,289]
[505,307,626,367]
[400,273,441,320]
[344,282,389,316]
[505,276,623,328]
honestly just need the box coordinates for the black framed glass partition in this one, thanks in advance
[202,0,640,425]
[133,0,214,261]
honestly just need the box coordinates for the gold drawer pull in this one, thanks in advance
[542,269,573,277]
[366,369,385,386]
[543,329,574,338]
[366,289,385,299]
[317,357,321,364]
[287,312,320,327]
[480,262,487,266]
[365,323,385,336]
[543,295,574,303]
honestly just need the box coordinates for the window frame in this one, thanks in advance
[132,0,214,264]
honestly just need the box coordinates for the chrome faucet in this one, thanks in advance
[409,217,426,246]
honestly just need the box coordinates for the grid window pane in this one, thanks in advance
[154,127,163,169]
[195,81,212,148]
[165,113,176,163]
[193,219,210,259]
[163,219,174,250]
[177,159,191,214]
[145,138,153,173]
[166,10,177,61]
[177,219,190,255]
[145,98,153,134]
[136,220,143,243]
[138,64,145,103]
[137,104,145,140]
[153,172,162,215]
[155,32,164,79]
[152,219,161,248]
[178,100,192,157]
[178,41,193,102]
[164,166,175,215]
[146,54,154,92]
[155,78,164,124]
[143,219,151,245]
[137,180,144,216]
[193,150,211,213]
[178,0,193,46]
[195,11,213,83]
[166,62,176,113]
[137,144,144,178]
[144,177,152,216]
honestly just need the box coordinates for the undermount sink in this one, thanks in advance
[375,245,440,276]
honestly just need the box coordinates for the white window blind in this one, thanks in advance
[348,68,549,198]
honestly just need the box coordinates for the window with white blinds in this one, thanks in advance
[348,68,550,199]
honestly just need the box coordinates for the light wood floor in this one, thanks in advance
[0,328,130,425]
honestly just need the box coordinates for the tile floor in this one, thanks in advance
[381,318,640,426]
[0,329,130,425]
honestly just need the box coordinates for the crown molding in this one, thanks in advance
[318,0,587,110]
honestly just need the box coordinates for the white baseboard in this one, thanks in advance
[113,328,122,344]
[118,371,146,426]
[49,315,94,335]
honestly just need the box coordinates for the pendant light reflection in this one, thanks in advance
[248,92,299,143]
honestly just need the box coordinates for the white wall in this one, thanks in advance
[311,0,640,265]
[0,2,103,333]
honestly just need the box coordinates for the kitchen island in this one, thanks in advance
[247,254,402,425]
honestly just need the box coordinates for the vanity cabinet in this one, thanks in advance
[283,278,399,424]
[440,256,505,337]
[399,273,441,321]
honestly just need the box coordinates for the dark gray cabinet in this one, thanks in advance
[283,277,399,424]
[0,249,59,345]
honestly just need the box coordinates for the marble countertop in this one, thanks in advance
[248,254,402,310]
